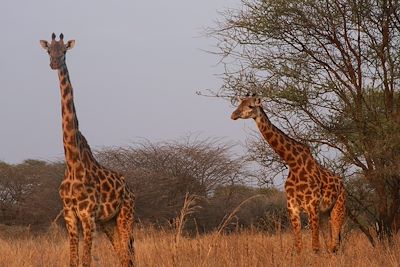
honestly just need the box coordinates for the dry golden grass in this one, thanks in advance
[0,225,399,267]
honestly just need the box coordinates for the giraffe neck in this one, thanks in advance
[254,108,310,169]
[58,65,81,168]
[58,65,99,172]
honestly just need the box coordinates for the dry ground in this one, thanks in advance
[0,226,399,267]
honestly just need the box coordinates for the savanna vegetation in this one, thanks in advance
[0,227,399,267]
[2,0,400,266]
[0,135,398,266]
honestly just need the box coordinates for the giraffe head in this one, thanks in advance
[231,95,262,120]
[40,33,75,70]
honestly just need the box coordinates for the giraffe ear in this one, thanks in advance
[66,40,75,50]
[40,40,49,50]
[254,98,262,106]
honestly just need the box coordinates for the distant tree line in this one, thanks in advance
[0,137,289,234]
[0,160,64,229]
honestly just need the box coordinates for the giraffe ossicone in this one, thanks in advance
[40,33,136,267]
[232,95,346,253]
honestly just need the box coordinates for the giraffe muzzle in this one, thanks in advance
[50,59,63,70]
[50,62,60,70]
[231,111,240,120]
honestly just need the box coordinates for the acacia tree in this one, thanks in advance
[211,0,400,239]
[96,136,252,225]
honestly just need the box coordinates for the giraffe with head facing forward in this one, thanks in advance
[231,94,345,253]
[40,33,135,267]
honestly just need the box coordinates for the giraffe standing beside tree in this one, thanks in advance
[40,33,135,267]
[231,94,345,253]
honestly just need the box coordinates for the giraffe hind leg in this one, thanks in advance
[318,202,333,251]
[102,220,122,260]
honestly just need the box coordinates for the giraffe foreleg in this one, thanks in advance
[64,208,79,267]
[287,200,302,253]
[307,205,320,253]
[81,215,96,267]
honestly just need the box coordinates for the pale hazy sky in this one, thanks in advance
[0,0,255,164]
